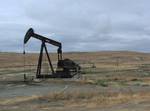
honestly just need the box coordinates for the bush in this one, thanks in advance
[96,80,108,87]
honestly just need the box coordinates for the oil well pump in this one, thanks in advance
[24,28,81,78]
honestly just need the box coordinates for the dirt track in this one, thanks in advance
[0,80,98,98]
[0,79,150,98]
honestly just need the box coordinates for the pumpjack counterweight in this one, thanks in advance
[24,28,80,78]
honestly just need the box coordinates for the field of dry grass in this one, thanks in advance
[0,51,150,111]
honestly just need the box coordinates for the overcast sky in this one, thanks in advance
[0,0,150,52]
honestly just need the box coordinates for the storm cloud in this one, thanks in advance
[0,0,150,52]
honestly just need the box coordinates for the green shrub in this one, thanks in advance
[96,80,108,87]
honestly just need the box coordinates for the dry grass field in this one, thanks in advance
[0,51,150,111]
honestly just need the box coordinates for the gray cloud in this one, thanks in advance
[0,0,150,52]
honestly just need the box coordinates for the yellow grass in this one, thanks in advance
[1,90,150,108]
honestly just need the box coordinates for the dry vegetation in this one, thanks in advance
[0,88,150,111]
[0,51,150,111]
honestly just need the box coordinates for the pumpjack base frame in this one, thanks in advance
[36,74,72,78]
[36,75,53,78]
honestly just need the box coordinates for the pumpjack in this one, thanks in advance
[24,28,81,78]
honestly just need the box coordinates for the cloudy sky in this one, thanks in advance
[0,0,150,52]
